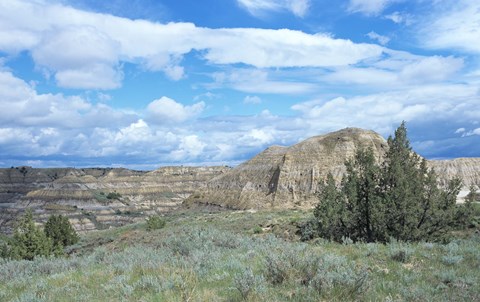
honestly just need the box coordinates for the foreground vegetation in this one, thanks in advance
[0,208,479,301]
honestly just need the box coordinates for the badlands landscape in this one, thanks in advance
[1,128,479,301]
[1,128,478,234]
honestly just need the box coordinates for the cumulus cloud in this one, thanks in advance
[291,84,480,136]
[243,95,262,104]
[237,0,311,17]
[1,70,479,167]
[147,96,205,123]
[419,1,480,53]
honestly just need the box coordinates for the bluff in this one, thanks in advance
[188,128,388,209]
[187,128,480,209]
[0,166,228,233]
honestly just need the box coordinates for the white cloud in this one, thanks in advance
[455,127,465,134]
[171,135,206,160]
[291,84,480,136]
[385,11,413,25]
[399,56,464,83]
[321,53,464,88]
[419,1,480,53]
[0,0,384,90]
[243,95,262,104]
[211,69,316,94]
[463,128,480,137]
[237,0,311,17]
[366,31,390,45]
[347,0,398,16]
[199,28,383,68]
[147,96,205,123]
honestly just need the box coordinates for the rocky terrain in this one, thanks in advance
[187,128,480,209]
[0,166,229,233]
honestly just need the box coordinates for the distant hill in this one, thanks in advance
[187,128,480,210]
[0,166,229,234]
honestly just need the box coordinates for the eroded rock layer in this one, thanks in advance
[188,128,388,209]
[0,166,229,233]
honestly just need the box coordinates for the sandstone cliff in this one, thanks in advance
[0,166,228,233]
[187,128,480,209]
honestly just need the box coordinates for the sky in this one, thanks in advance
[0,0,479,170]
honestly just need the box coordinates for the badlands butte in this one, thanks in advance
[1,128,479,234]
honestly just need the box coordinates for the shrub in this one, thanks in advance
[253,226,263,234]
[233,268,264,300]
[106,192,122,200]
[44,214,79,248]
[7,210,54,260]
[146,215,166,231]
[388,241,413,263]
[264,254,289,285]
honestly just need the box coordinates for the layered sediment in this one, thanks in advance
[0,166,229,233]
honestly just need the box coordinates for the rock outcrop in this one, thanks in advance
[0,166,229,233]
[187,128,480,209]
[187,128,388,209]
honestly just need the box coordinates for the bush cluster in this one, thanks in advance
[0,210,79,260]
[146,215,166,231]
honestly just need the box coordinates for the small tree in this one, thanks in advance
[9,210,53,260]
[44,214,79,248]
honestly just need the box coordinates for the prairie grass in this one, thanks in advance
[0,209,479,301]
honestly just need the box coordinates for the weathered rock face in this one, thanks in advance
[0,166,229,234]
[188,128,480,210]
[188,128,388,209]
[429,158,480,202]
[428,158,480,187]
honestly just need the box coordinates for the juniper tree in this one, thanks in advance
[44,214,79,248]
[381,122,461,241]
[313,122,464,243]
[313,173,346,241]
[9,210,54,260]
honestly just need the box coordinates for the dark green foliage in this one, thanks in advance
[44,214,79,248]
[312,122,467,243]
[7,210,54,260]
[455,185,477,228]
[253,226,263,234]
[146,215,166,231]
[106,192,122,200]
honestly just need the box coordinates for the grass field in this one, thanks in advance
[1,208,479,301]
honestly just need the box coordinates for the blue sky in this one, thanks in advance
[0,0,479,169]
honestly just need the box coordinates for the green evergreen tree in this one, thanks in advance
[313,173,346,241]
[312,122,464,243]
[9,210,53,260]
[342,148,385,242]
[381,122,461,241]
[44,214,79,248]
